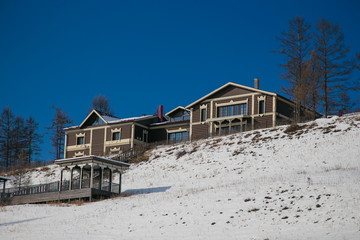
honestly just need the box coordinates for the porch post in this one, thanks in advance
[99,167,103,190]
[79,166,83,189]
[59,169,63,191]
[119,171,122,194]
[69,166,74,190]
[109,169,113,192]
[90,164,94,189]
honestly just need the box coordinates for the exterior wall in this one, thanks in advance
[192,124,208,139]
[253,115,273,129]
[253,95,273,115]
[91,128,105,156]
[210,85,253,99]
[66,149,90,158]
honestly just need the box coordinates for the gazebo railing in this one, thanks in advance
[1,179,121,199]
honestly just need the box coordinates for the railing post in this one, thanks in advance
[118,172,122,194]
[90,164,94,189]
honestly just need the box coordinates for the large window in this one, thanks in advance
[217,103,247,118]
[170,110,190,122]
[76,136,84,145]
[168,131,189,143]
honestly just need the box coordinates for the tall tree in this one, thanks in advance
[314,19,355,117]
[48,107,73,159]
[88,94,113,115]
[304,51,322,119]
[275,16,312,121]
[24,116,43,166]
[11,116,25,167]
[0,106,15,169]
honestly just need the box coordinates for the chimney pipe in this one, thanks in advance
[157,105,163,122]
[254,78,259,89]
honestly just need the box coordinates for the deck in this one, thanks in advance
[1,180,120,205]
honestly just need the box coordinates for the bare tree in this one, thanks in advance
[88,94,113,115]
[48,107,73,160]
[24,116,43,166]
[11,116,25,167]
[275,16,312,121]
[304,51,322,119]
[314,19,355,117]
[0,106,15,169]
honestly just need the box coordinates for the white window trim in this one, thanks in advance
[111,128,121,141]
[200,104,207,122]
[74,151,84,157]
[215,99,248,107]
[257,96,266,116]
[167,127,188,134]
[76,133,85,146]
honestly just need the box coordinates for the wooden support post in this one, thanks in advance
[69,167,73,190]
[109,169,112,193]
[79,166,83,189]
[100,167,103,190]
[118,172,122,194]
[90,165,94,189]
[59,169,63,191]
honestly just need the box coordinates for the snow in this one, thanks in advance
[107,115,155,124]
[1,114,360,239]
[100,114,122,123]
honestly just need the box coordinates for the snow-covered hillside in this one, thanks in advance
[1,114,360,240]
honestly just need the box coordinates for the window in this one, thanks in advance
[259,100,265,114]
[170,110,190,122]
[168,131,189,143]
[112,132,120,141]
[76,136,84,145]
[201,108,206,122]
[217,103,247,118]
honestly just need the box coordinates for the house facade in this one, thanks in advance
[64,80,309,158]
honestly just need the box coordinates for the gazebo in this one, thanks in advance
[0,176,10,197]
[1,156,129,205]
[55,155,130,196]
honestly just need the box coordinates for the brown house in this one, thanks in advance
[64,80,315,158]
[64,110,160,158]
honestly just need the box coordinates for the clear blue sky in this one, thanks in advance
[1,0,359,161]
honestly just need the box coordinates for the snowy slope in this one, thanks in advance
[1,115,360,240]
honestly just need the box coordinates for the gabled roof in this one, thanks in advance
[79,109,120,128]
[64,109,158,130]
[165,106,189,116]
[186,82,276,108]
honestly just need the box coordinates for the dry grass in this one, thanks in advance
[284,123,306,134]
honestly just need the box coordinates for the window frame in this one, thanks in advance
[76,136,84,145]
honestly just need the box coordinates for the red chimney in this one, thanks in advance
[157,105,163,122]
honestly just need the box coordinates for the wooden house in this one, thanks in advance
[64,80,315,158]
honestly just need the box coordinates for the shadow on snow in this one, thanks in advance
[122,186,171,195]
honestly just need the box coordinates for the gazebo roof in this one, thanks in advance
[0,176,11,182]
[55,155,130,170]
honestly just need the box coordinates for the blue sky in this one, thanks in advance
[1,0,359,161]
